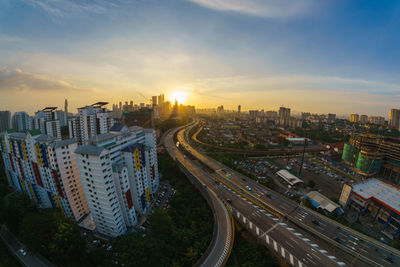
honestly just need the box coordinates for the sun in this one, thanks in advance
[170,90,188,104]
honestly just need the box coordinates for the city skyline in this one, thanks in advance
[1,1,400,116]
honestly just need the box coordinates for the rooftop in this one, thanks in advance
[352,178,400,215]
[306,191,342,213]
[75,144,105,156]
[276,169,304,186]
[49,138,76,149]
[42,107,57,111]
[109,124,125,132]
[36,134,58,142]
[88,133,116,144]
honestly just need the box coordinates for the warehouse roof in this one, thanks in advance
[276,169,304,186]
[306,191,343,214]
[351,178,400,215]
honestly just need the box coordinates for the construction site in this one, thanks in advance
[342,134,400,185]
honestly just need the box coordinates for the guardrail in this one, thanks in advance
[232,208,306,267]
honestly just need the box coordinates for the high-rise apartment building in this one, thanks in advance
[12,112,31,132]
[68,102,115,145]
[279,107,291,119]
[360,115,368,124]
[0,131,90,221]
[238,105,241,113]
[152,96,157,108]
[0,111,12,133]
[328,113,336,122]
[389,109,400,130]
[349,114,359,123]
[34,107,61,139]
[369,116,385,125]
[75,125,159,237]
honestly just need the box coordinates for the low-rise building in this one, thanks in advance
[339,179,400,239]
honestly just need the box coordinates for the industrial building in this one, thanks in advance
[342,134,400,185]
[339,179,400,240]
[305,191,343,215]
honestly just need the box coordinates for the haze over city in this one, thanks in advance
[1,0,400,116]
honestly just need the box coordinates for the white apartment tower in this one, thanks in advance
[75,125,159,237]
[0,131,90,221]
[34,107,61,139]
[68,102,115,145]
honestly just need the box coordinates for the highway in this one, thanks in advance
[173,121,400,267]
[0,224,52,267]
[164,125,234,267]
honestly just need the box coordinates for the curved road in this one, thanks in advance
[178,121,400,267]
[164,125,234,267]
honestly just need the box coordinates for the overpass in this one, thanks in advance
[164,125,234,267]
[173,121,400,266]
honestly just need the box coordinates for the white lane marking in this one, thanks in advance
[302,238,310,242]
[337,262,346,266]
[319,249,327,253]
[328,256,337,260]
[298,261,303,267]
[290,254,294,265]
[256,227,260,236]
[281,247,285,257]
[279,222,287,226]
[266,235,270,244]
[287,227,295,231]
[311,244,318,248]
[273,240,278,251]
[294,233,302,236]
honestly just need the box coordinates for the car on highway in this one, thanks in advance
[245,185,252,191]
[19,248,27,256]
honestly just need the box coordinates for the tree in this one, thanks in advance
[19,209,62,256]
[2,192,36,233]
[307,180,316,188]
[49,221,86,265]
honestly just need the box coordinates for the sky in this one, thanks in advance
[1,0,400,117]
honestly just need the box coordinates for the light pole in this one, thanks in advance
[298,127,309,177]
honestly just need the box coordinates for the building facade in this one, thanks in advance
[342,134,400,184]
[349,114,359,123]
[68,102,115,145]
[34,107,61,139]
[12,112,31,132]
[75,126,159,237]
[389,109,400,130]
[0,111,12,133]
[0,131,90,221]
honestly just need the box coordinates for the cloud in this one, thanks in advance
[186,0,316,18]
[23,0,120,18]
[0,67,81,92]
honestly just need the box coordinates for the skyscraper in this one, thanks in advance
[350,114,359,123]
[75,126,159,237]
[12,112,31,132]
[389,109,400,130]
[0,111,12,133]
[279,107,290,119]
[238,105,241,113]
[65,99,68,113]
[360,115,368,124]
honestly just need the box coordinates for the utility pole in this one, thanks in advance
[298,130,308,177]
